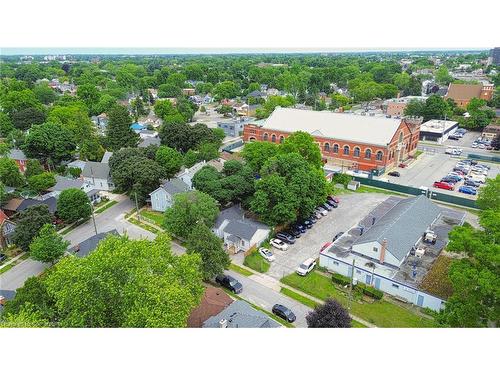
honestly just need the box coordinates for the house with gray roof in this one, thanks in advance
[203,300,281,328]
[70,230,119,258]
[149,178,190,212]
[8,149,27,173]
[138,136,161,148]
[351,195,442,268]
[213,205,270,254]
[48,176,101,204]
[82,161,114,191]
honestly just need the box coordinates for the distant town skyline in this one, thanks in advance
[0,47,491,56]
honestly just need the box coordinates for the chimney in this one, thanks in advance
[219,319,228,328]
[380,239,387,264]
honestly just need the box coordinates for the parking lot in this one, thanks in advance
[384,151,500,200]
[266,193,388,280]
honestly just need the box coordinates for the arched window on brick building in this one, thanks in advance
[324,143,330,152]
[376,151,383,161]
[343,145,350,155]
[365,149,372,159]
[353,147,360,157]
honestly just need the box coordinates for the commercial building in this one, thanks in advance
[243,108,422,174]
[384,96,426,117]
[419,119,459,144]
[319,195,465,311]
[481,124,500,140]
[445,83,494,107]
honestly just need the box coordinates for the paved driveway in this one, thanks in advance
[267,193,388,280]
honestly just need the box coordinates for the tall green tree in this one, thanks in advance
[186,223,230,280]
[29,224,69,264]
[163,191,219,239]
[155,146,183,178]
[24,159,44,179]
[23,122,76,164]
[280,131,323,168]
[27,172,56,194]
[241,141,279,173]
[57,188,92,223]
[105,105,139,151]
[12,205,53,252]
[0,157,24,187]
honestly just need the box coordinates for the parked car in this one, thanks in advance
[441,177,457,184]
[433,181,454,190]
[307,216,317,224]
[312,211,322,220]
[215,274,243,294]
[327,196,340,204]
[459,186,477,195]
[259,247,275,262]
[276,232,296,244]
[399,163,407,168]
[272,304,296,323]
[0,253,7,263]
[316,207,328,216]
[288,227,302,238]
[468,174,486,183]
[447,134,460,140]
[270,238,289,251]
[471,142,478,148]
[292,223,306,233]
[333,232,344,242]
[388,171,400,177]
[464,179,480,188]
[296,258,317,276]
[321,203,333,211]
[448,172,464,179]
[462,159,477,165]
[301,220,313,229]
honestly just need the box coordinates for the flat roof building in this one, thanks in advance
[419,119,459,144]
[243,107,422,173]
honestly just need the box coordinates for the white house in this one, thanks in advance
[149,178,190,212]
[47,176,101,204]
[82,161,114,192]
[213,205,270,254]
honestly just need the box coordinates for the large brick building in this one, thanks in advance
[444,83,494,107]
[243,108,422,173]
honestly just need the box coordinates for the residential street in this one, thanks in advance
[226,269,312,327]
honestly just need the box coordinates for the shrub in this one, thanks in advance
[357,284,383,300]
[331,173,352,187]
[332,273,351,286]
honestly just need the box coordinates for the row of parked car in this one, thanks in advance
[268,196,340,252]
[447,128,467,140]
[214,274,297,323]
[433,159,490,195]
[471,137,494,150]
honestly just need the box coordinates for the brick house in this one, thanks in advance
[243,108,422,173]
[445,83,494,107]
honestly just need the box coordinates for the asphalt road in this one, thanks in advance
[226,269,311,328]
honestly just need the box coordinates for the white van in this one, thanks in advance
[296,258,317,276]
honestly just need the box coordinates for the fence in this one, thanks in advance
[467,153,500,163]
[222,140,244,153]
[353,176,478,209]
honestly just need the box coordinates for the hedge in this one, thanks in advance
[357,283,383,300]
[332,273,351,286]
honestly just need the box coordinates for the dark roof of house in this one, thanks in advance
[247,90,265,98]
[82,161,110,180]
[215,205,269,241]
[2,198,24,212]
[160,178,190,195]
[203,300,281,328]
[49,176,84,192]
[70,230,119,257]
[352,195,442,261]
[8,149,27,160]
[446,83,483,100]
[138,137,161,148]
[17,197,57,214]
[187,286,233,328]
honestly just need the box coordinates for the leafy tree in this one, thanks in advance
[47,103,95,146]
[0,157,24,187]
[241,141,279,173]
[57,188,92,223]
[130,96,147,122]
[23,122,76,164]
[155,145,183,178]
[404,95,452,121]
[0,304,51,328]
[213,81,240,100]
[76,83,101,114]
[94,94,117,115]
[255,95,295,119]
[154,99,178,119]
[0,112,14,137]
[306,299,352,328]
[0,89,42,116]
[12,205,52,252]
[158,83,182,98]
[105,105,139,151]
[197,142,219,162]
[25,159,44,178]
[80,136,105,161]
[42,234,204,327]
[11,107,46,130]
[28,172,56,194]
[435,66,453,86]
[186,223,230,280]
[222,160,244,176]
[68,167,82,178]
[280,131,323,168]
[476,175,500,212]
[29,224,69,264]
[163,191,219,239]
[183,149,199,168]
[33,83,57,104]
[0,182,8,206]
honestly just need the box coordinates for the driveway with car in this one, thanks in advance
[267,193,388,280]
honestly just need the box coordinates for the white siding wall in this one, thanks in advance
[320,253,445,311]
[83,177,113,192]
[352,242,403,268]
[250,228,271,249]
[150,189,173,212]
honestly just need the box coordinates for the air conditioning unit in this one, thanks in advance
[415,248,425,258]
[219,319,228,328]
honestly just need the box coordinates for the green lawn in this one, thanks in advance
[228,263,254,277]
[128,217,162,234]
[140,210,165,227]
[243,250,270,273]
[94,200,118,214]
[281,271,437,328]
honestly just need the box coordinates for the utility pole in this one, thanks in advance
[135,191,141,222]
[90,202,98,235]
[348,258,356,310]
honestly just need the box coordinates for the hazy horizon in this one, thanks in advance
[0,47,490,56]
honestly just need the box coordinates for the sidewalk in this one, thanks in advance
[0,252,26,270]
[236,263,376,328]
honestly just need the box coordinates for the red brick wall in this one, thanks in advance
[243,119,420,172]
